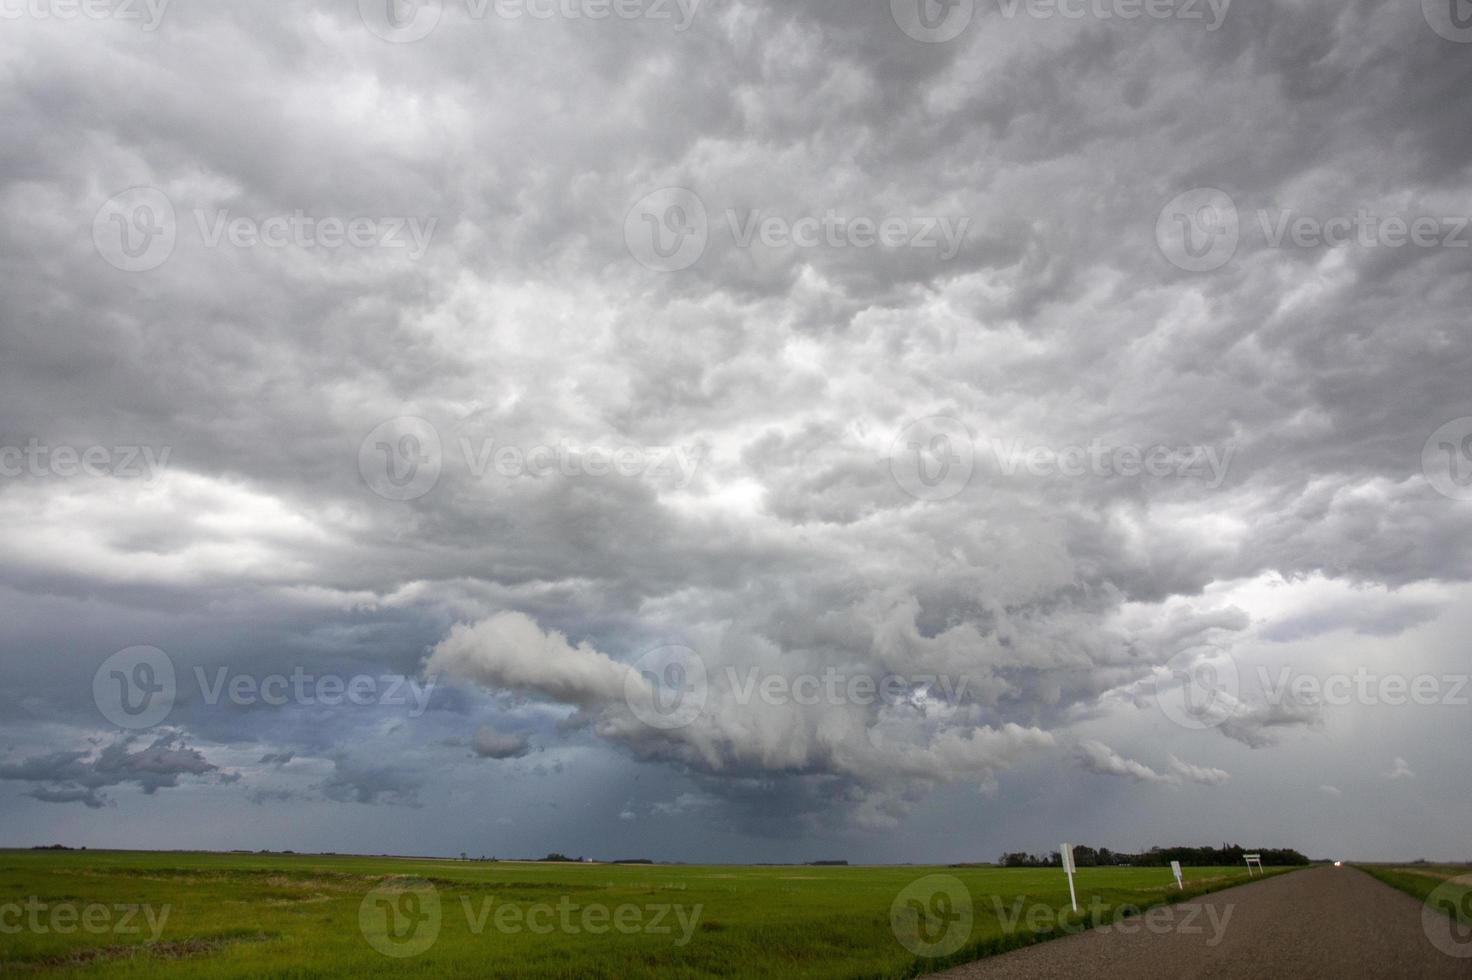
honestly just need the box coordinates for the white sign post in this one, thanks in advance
[1061,844,1078,913]
[1245,853,1263,877]
[1170,860,1184,890]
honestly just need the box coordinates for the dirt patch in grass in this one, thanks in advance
[1389,867,1466,882]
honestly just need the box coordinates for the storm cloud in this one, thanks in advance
[0,0,1468,862]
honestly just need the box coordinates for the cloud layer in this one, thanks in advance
[0,0,1468,860]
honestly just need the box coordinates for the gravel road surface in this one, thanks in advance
[936,866,1469,979]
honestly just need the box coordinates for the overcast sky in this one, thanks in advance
[0,0,1469,864]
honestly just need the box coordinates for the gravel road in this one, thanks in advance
[935,866,1470,979]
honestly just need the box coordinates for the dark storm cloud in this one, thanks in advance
[318,755,425,808]
[469,727,535,760]
[0,0,1468,858]
[0,733,221,808]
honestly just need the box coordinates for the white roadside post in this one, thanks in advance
[1061,844,1078,913]
[1171,860,1184,891]
[1245,853,1263,877]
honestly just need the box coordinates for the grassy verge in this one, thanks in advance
[1356,864,1472,926]
[892,865,1297,978]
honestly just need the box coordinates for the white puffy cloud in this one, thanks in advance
[1075,740,1229,787]
[1383,757,1415,781]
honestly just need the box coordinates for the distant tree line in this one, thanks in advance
[999,844,1310,868]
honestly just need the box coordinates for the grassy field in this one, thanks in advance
[0,850,1288,978]
[1356,864,1472,925]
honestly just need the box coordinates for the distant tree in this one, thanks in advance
[996,843,1308,869]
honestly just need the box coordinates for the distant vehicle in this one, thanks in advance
[1334,861,1344,867]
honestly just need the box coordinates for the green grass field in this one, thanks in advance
[0,850,1288,978]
